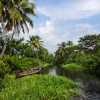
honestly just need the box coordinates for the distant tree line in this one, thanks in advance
[54,34,100,77]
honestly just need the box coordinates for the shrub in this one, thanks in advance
[0,56,11,78]
[32,58,43,67]
[0,56,11,91]
[7,56,44,70]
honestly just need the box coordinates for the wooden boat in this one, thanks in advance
[16,67,42,78]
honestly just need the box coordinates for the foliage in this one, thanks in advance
[79,34,100,53]
[2,38,25,55]
[0,56,10,92]
[7,55,52,70]
[55,34,100,77]
[0,0,35,56]
[54,42,68,65]
[0,75,78,100]
[38,47,54,63]
[0,0,35,32]
[0,56,11,78]
[7,56,43,69]
[28,35,43,50]
[54,41,77,65]
[63,63,84,72]
[0,78,4,91]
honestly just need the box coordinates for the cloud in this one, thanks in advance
[37,0,100,21]
[34,20,61,52]
[29,19,100,52]
[19,0,100,53]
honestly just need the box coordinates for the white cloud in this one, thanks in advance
[68,23,96,34]
[30,19,99,52]
[37,0,100,21]
[36,20,61,52]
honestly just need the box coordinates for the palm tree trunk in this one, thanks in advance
[0,32,14,57]
[0,44,7,57]
[0,16,15,57]
[0,17,6,57]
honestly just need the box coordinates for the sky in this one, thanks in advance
[22,0,100,53]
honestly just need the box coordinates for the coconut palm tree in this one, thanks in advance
[0,0,35,32]
[66,41,73,48]
[0,0,35,56]
[58,42,68,56]
[54,42,67,65]
[28,35,43,57]
[28,35,43,50]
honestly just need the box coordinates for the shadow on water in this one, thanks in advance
[41,66,100,100]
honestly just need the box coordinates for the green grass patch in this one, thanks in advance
[0,75,78,100]
[63,63,84,72]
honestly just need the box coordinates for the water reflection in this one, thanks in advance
[48,66,57,76]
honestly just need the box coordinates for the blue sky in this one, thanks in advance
[24,0,100,52]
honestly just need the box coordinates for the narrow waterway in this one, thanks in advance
[42,66,100,100]
[48,66,57,76]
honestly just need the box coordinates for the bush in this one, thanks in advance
[32,58,43,67]
[0,56,11,91]
[0,56,11,78]
[83,54,100,77]
[7,56,45,70]
[66,52,100,77]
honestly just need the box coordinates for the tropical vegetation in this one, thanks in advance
[0,0,100,100]
[0,75,78,100]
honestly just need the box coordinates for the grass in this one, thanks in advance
[0,74,79,100]
[62,63,84,72]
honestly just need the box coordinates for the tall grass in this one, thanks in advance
[0,75,78,100]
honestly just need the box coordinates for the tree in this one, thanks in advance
[77,34,100,76]
[0,0,35,56]
[54,42,67,65]
[0,37,25,55]
[38,47,54,63]
[28,35,43,57]
[78,34,100,53]
[66,41,73,48]
[7,38,24,55]
[54,41,76,65]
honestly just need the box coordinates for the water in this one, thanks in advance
[48,67,57,76]
[42,66,100,100]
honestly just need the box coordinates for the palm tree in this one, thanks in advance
[54,42,67,65]
[66,41,73,48]
[7,38,24,55]
[28,36,43,49]
[0,0,35,56]
[28,35,43,57]
[58,42,67,56]
[0,0,35,32]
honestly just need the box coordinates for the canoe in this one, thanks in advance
[16,67,42,78]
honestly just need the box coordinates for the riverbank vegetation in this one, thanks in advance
[54,34,100,78]
[0,75,78,100]
[0,34,99,100]
[62,63,84,72]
